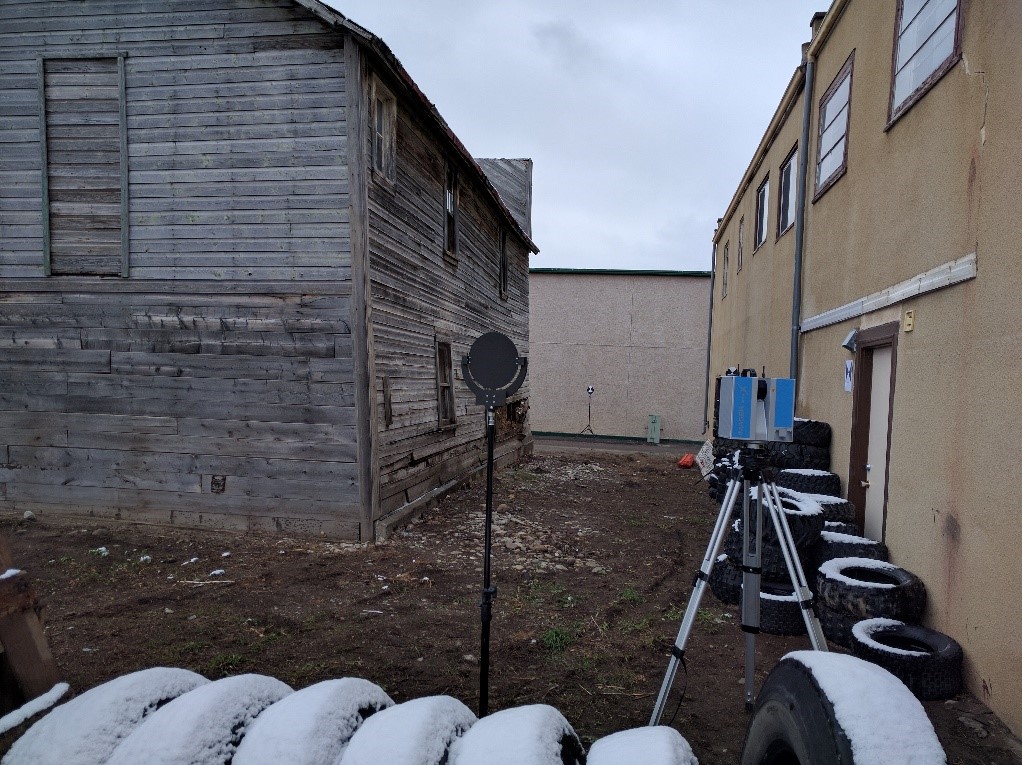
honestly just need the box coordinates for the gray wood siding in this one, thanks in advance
[476,158,533,238]
[365,84,531,516]
[0,284,359,535]
[0,0,359,536]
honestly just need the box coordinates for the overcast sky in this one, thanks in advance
[328,1,820,272]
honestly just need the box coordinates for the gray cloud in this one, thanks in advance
[328,0,817,271]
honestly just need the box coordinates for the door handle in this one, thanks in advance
[860,480,870,488]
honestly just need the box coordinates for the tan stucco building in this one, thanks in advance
[709,0,1022,732]
[530,269,710,443]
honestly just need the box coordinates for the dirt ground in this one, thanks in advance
[2,444,1020,764]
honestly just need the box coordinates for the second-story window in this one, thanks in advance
[778,146,798,235]
[499,228,509,299]
[371,79,395,181]
[444,163,459,258]
[754,176,769,249]
[737,218,744,272]
[722,242,730,298]
[890,0,961,123]
[815,52,854,199]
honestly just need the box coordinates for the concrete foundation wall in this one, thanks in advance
[529,270,709,442]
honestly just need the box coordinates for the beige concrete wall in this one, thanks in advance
[529,271,709,441]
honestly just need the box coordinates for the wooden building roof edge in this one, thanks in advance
[292,0,540,254]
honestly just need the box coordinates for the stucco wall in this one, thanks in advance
[529,271,709,441]
[795,1,1022,733]
[708,1,1022,733]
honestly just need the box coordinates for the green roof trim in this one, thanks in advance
[529,268,711,277]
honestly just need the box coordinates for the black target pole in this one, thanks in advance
[479,404,497,717]
[461,332,528,719]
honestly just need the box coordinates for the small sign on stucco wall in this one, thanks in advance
[844,360,854,392]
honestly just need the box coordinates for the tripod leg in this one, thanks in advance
[741,480,762,710]
[649,476,742,726]
[762,481,828,651]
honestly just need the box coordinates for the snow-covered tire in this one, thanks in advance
[107,674,292,765]
[774,469,841,497]
[449,705,584,765]
[741,655,855,764]
[743,652,945,765]
[340,695,476,765]
[233,678,393,765]
[708,554,742,606]
[815,604,859,648]
[589,726,698,765]
[850,619,964,701]
[812,530,889,570]
[824,520,860,536]
[758,580,807,637]
[2,668,208,765]
[793,419,832,449]
[778,488,856,524]
[816,558,927,623]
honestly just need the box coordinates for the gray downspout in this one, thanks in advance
[702,238,718,434]
[790,58,815,379]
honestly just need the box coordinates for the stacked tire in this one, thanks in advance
[707,418,833,503]
[708,493,824,636]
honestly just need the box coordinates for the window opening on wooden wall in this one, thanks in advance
[436,341,455,427]
[444,163,459,259]
[778,145,798,236]
[371,77,396,182]
[737,217,744,272]
[722,242,730,298]
[754,176,769,249]
[889,0,961,125]
[39,55,129,277]
[499,228,509,299]
[815,52,854,199]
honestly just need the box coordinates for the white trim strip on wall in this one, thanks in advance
[800,252,977,333]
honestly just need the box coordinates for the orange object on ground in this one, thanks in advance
[677,454,696,469]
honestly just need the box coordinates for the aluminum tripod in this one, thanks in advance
[650,445,827,725]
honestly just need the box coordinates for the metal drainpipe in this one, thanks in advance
[790,57,815,380]
[701,238,718,434]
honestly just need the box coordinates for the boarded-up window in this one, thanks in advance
[436,341,455,427]
[41,56,128,276]
[499,228,509,300]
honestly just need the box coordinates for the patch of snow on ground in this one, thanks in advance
[852,619,927,656]
[106,674,292,765]
[787,651,946,765]
[0,683,69,737]
[588,726,698,765]
[2,667,207,765]
[819,557,898,588]
[0,569,21,580]
[233,678,393,765]
[448,704,578,765]
[340,695,476,765]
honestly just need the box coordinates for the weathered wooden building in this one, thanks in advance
[0,0,536,540]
